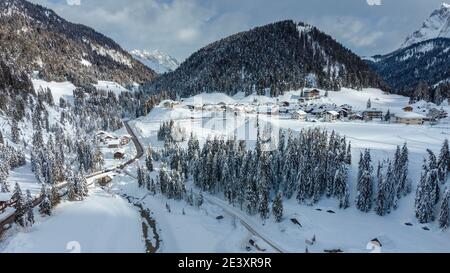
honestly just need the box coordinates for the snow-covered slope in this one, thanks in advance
[401,3,450,48]
[130,49,179,74]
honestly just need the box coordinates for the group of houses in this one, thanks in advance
[157,90,448,126]
[96,131,131,160]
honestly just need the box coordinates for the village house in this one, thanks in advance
[349,113,364,121]
[303,89,321,100]
[324,110,339,122]
[403,105,414,112]
[394,112,425,125]
[120,135,131,146]
[363,108,383,121]
[96,175,113,186]
[292,110,307,121]
[114,151,126,160]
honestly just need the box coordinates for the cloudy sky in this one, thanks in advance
[29,0,445,61]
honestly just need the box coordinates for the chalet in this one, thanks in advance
[108,144,119,149]
[363,109,383,120]
[292,110,307,121]
[303,89,321,100]
[279,101,290,107]
[97,175,113,186]
[160,100,177,109]
[403,105,414,112]
[349,113,364,121]
[120,135,131,146]
[394,112,425,125]
[324,111,339,122]
[114,151,125,160]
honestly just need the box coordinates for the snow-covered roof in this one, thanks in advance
[0,192,12,202]
[327,110,339,116]
[395,112,426,119]
[293,110,307,115]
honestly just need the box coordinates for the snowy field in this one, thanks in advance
[127,88,450,253]
[0,181,144,253]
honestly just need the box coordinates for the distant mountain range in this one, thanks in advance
[144,20,385,98]
[130,49,179,74]
[368,3,450,95]
[0,0,156,86]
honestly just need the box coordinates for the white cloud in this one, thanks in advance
[66,0,81,6]
[367,0,382,6]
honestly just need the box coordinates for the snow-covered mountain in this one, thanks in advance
[144,20,386,98]
[401,3,450,49]
[368,3,450,95]
[130,49,179,74]
[0,0,156,86]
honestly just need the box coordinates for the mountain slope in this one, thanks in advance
[368,3,450,94]
[130,49,179,74]
[401,3,450,49]
[144,20,386,97]
[0,0,156,86]
[368,38,450,93]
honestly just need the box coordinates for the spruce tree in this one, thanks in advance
[415,160,435,223]
[272,191,283,222]
[438,139,449,184]
[39,185,52,216]
[439,189,450,230]
[146,146,154,172]
[11,120,20,144]
[25,190,35,227]
[0,162,10,192]
[356,150,373,212]
[13,183,25,227]
[0,130,3,145]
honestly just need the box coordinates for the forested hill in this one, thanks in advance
[0,0,156,86]
[143,20,386,98]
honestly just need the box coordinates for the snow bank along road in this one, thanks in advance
[0,121,144,236]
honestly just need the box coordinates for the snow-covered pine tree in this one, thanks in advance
[356,150,374,212]
[39,185,52,216]
[439,188,450,229]
[50,185,61,207]
[196,191,204,208]
[13,183,26,227]
[426,150,440,205]
[397,143,410,198]
[137,165,145,188]
[146,146,154,172]
[245,178,258,215]
[345,142,352,165]
[334,162,349,209]
[0,130,3,145]
[415,160,435,223]
[67,169,78,201]
[367,99,372,109]
[384,109,391,122]
[11,119,20,144]
[0,161,10,193]
[25,190,35,227]
[272,191,283,222]
[438,139,449,184]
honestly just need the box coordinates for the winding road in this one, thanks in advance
[0,121,144,235]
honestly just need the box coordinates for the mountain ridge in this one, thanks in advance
[0,0,156,86]
[144,20,386,98]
